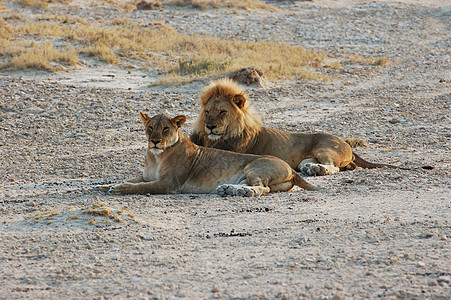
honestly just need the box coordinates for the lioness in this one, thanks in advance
[100,112,320,196]
[190,78,401,176]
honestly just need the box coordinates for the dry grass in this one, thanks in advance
[32,209,59,221]
[10,0,72,9]
[0,15,330,82]
[23,203,136,226]
[85,203,123,223]
[343,54,390,66]
[371,57,389,66]
[0,0,386,84]
[0,40,78,71]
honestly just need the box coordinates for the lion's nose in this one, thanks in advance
[206,124,216,130]
[151,139,160,145]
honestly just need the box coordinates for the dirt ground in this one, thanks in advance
[1,0,450,299]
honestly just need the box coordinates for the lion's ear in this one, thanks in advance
[172,115,186,128]
[139,112,151,124]
[233,94,246,109]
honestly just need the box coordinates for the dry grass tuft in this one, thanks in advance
[343,54,389,66]
[10,0,73,9]
[24,203,136,226]
[32,209,59,221]
[12,0,50,9]
[80,42,118,64]
[0,41,78,71]
[85,203,123,223]
[371,57,389,66]
[178,57,231,75]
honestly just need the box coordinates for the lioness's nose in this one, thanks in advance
[206,124,216,130]
[151,139,160,145]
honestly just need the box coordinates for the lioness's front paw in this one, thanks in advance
[108,182,134,194]
[300,163,327,176]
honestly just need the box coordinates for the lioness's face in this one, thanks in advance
[139,113,186,154]
[202,96,239,140]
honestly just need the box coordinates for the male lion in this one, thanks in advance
[190,78,401,176]
[99,113,320,196]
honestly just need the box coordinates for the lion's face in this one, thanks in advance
[202,96,240,140]
[193,78,263,145]
[139,112,186,154]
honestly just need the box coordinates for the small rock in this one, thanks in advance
[437,276,450,283]
[427,280,438,286]
[389,257,399,264]
[416,261,425,267]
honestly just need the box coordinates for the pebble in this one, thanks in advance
[389,256,399,264]
[437,276,450,284]
[427,280,438,286]
[416,261,425,267]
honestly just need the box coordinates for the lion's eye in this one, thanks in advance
[205,111,210,115]
[220,110,227,115]
[148,126,153,131]
[163,127,169,132]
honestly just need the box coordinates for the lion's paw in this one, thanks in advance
[236,186,256,197]
[300,163,327,176]
[215,184,228,197]
[108,182,134,194]
[215,184,256,197]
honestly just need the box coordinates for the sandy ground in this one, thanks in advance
[1,0,450,299]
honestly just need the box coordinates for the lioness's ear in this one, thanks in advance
[172,115,186,128]
[233,94,246,109]
[139,112,151,124]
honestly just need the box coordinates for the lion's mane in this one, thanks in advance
[193,78,263,147]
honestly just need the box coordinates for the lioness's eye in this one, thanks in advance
[148,126,153,131]
[205,111,209,115]
[220,110,227,115]
[163,127,169,132]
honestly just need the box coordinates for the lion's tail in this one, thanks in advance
[352,151,409,170]
[292,171,322,191]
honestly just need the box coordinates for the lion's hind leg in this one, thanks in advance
[298,158,340,176]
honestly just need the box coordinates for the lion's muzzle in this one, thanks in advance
[205,124,217,134]
[149,139,164,150]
